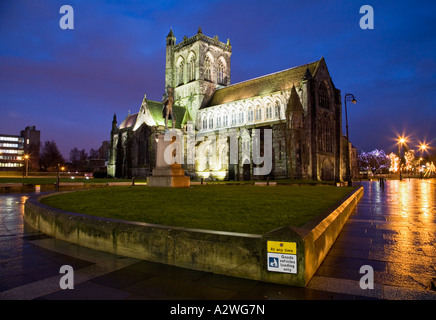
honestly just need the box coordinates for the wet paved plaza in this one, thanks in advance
[0,179,435,300]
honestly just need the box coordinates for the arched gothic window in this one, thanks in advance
[275,101,281,118]
[265,103,272,119]
[255,106,262,121]
[247,109,254,122]
[178,60,184,86]
[202,115,207,130]
[204,56,212,81]
[218,60,225,85]
[238,109,244,124]
[319,114,333,153]
[188,55,196,82]
[319,82,329,109]
[216,114,222,128]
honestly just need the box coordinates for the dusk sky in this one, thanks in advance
[1,0,435,159]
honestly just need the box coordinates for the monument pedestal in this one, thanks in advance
[147,132,190,188]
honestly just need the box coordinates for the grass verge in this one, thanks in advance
[40,185,355,234]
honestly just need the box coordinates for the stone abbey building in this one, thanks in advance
[108,28,350,181]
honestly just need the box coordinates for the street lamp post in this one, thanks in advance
[398,137,405,181]
[56,164,65,191]
[24,154,29,178]
[344,93,357,186]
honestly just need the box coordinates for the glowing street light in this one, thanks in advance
[418,142,430,179]
[397,136,406,181]
[24,154,29,178]
[419,143,428,154]
[56,163,65,191]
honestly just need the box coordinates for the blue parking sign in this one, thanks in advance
[269,257,279,268]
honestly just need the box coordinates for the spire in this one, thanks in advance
[303,67,312,80]
[166,28,176,46]
[167,28,175,38]
[197,26,202,34]
[112,113,117,132]
[287,86,304,114]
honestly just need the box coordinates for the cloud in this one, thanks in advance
[1,0,435,157]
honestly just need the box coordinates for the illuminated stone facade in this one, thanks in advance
[108,28,347,181]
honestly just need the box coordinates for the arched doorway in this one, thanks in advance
[321,158,334,181]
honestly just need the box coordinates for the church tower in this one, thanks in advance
[164,28,232,127]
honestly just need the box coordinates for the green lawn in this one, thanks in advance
[40,185,355,234]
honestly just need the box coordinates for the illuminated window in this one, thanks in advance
[218,60,225,85]
[0,136,19,142]
[0,143,18,148]
[247,109,254,122]
[204,56,212,81]
[223,114,228,127]
[238,110,244,124]
[177,60,184,85]
[231,113,237,125]
[255,107,262,121]
[266,103,272,119]
[275,102,281,118]
[0,149,19,154]
[188,55,196,81]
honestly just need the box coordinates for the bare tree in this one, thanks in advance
[39,140,65,171]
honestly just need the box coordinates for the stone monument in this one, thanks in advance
[147,87,190,188]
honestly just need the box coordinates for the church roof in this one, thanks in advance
[207,58,322,107]
[118,113,138,129]
[118,100,186,130]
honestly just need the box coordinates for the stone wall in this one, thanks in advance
[24,185,363,287]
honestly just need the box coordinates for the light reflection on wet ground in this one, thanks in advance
[1,181,435,300]
[0,195,28,236]
[313,179,436,295]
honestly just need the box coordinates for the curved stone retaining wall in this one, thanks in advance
[24,186,363,287]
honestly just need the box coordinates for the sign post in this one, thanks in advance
[267,241,297,274]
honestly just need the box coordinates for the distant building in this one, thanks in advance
[0,134,25,170]
[0,126,40,171]
[20,126,40,170]
[98,141,109,162]
[89,141,109,176]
